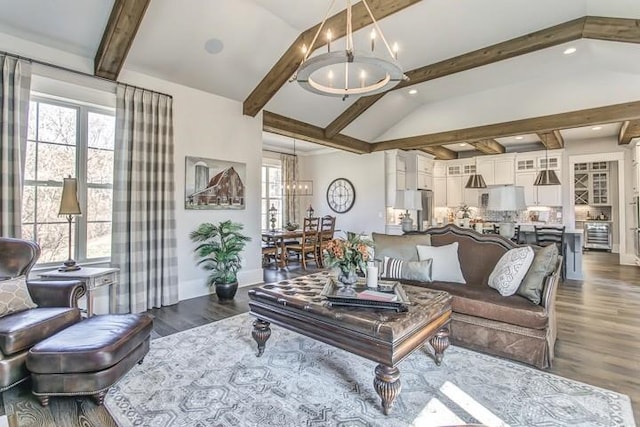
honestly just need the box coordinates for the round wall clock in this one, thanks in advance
[326,178,356,213]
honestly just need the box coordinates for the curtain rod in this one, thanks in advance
[1,49,173,99]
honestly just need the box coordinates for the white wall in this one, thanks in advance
[299,151,387,236]
[2,33,264,309]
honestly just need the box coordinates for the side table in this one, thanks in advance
[38,267,119,316]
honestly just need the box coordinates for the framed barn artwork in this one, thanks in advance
[185,156,246,210]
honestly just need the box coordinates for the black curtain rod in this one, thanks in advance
[1,49,173,99]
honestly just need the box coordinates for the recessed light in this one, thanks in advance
[459,143,467,147]
[408,89,418,95]
[592,126,602,130]
[204,38,224,54]
[515,136,524,140]
[563,47,577,55]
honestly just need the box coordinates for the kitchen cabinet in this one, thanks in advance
[433,177,447,207]
[573,162,610,206]
[385,150,407,207]
[446,176,463,207]
[514,150,563,207]
[515,171,562,207]
[406,152,434,190]
[478,156,515,185]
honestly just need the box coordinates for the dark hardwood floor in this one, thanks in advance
[1,255,638,425]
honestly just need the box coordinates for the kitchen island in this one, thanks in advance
[517,225,584,281]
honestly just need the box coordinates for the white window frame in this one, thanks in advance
[261,159,283,230]
[24,95,115,267]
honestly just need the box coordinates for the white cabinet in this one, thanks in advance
[385,150,408,207]
[407,153,434,190]
[477,156,515,185]
[514,150,564,207]
[446,176,463,207]
[434,177,447,207]
[573,162,610,205]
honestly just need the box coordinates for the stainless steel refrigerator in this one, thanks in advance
[416,190,434,231]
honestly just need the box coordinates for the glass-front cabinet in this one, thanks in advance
[573,162,610,206]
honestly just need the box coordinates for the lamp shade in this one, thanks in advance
[534,169,561,186]
[58,177,81,216]
[402,190,422,210]
[465,174,487,189]
[487,186,525,211]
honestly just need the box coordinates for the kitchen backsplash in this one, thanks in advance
[433,206,563,224]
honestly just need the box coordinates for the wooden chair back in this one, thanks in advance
[301,217,320,247]
[319,216,336,246]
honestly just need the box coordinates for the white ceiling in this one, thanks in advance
[0,0,639,154]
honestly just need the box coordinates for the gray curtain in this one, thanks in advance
[111,85,179,313]
[281,153,298,225]
[0,56,31,238]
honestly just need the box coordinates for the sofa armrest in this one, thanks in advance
[26,280,86,308]
[541,255,562,312]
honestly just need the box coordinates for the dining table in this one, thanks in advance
[261,229,304,268]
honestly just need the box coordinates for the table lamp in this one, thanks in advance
[397,190,422,232]
[487,185,525,238]
[269,204,278,232]
[58,176,82,271]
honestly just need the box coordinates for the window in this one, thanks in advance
[261,161,282,230]
[22,97,115,264]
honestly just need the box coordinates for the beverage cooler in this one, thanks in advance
[583,222,612,251]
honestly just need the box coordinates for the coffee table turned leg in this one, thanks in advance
[430,326,450,366]
[92,390,107,405]
[252,319,271,357]
[373,364,401,415]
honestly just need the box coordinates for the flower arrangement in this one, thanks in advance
[323,232,373,280]
[458,204,472,219]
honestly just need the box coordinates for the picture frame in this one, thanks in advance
[185,156,246,210]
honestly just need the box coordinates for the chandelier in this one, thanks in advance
[294,0,407,100]
[284,139,313,196]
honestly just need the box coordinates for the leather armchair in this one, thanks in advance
[0,237,86,391]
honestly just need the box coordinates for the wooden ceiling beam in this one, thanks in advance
[537,130,564,149]
[371,100,640,151]
[263,111,371,154]
[243,0,422,117]
[419,146,457,160]
[94,0,150,80]
[325,16,640,138]
[471,139,505,154]
[618,119,640,145]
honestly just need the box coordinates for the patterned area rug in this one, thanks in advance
[105,313,635,427]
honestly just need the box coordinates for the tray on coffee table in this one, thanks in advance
[320,278,411,312]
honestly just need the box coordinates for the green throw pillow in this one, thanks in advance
[372,232,431,262]
[381,256,433,282]
[517,244,559,304]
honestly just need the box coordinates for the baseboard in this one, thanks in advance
[179,268,263,301]
[619,253,638,266]
[612,244,619,253]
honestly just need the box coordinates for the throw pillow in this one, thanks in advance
[0,276,37,316]
[488,246,535,296]
[381,256,433,282]
[416,242,466,284]
[372,232,431,262]
[517,244,559,304]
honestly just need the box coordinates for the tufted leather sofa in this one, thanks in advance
[0,237,85,391]
[398,225,562,369]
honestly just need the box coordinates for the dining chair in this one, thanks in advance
[512,225,521,244]
[261,236,279,268]
[534,225,566,280]
[317,215,336,267]
[286,217,320,269]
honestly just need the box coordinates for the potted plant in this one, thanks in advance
[323,232,373,287]
[190,220,251,301]
[457,204,473,228]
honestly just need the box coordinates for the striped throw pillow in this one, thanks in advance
[381,256,433,282]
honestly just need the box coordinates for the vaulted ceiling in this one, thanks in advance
[1,0,640,158]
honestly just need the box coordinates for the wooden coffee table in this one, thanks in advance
[248,272,452,415]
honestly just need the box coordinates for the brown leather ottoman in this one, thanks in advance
[26,313,153,406]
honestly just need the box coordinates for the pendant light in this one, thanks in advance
[465,157,487,189]
[284,139,313,196]
[534,148,561,186]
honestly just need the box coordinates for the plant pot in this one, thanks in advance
[215,282,238,301]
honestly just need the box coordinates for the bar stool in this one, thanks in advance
[534,225,566,280]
